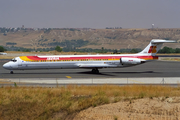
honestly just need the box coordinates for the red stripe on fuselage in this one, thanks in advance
[26,55,158,61]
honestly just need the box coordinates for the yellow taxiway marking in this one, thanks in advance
[66,76,72,78]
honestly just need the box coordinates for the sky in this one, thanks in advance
[0,0,180,29]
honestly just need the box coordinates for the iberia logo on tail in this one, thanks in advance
[148,46,157,53]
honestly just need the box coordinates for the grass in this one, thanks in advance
[160,57,180,61]
[0,85,180,119]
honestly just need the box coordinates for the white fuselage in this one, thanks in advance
[3,54,151,70]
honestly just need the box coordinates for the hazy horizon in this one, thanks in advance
[0,0,180,29]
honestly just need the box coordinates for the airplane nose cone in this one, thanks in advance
[3,63,10,69]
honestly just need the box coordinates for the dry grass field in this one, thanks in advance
[1,28,180,50]
[159,57,180,61]
[1,85,180,120]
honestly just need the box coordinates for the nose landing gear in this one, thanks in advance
[91,68,99,74]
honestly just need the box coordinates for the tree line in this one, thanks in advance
[158,46,180,53]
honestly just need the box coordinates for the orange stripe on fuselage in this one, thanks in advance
[137,56,158,60]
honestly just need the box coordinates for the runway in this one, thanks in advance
[0,60,180,78]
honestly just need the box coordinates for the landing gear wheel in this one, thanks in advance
[10,71,14,74]
[92,69,96,73]
[91,68,99,74]
[96,69,99,74]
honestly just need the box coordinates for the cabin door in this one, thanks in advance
[18,58,22,66]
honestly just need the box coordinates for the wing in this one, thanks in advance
[77,64,117,68]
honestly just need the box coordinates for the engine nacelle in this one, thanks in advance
[120,57,145,65]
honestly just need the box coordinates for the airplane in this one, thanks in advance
[0,52,7,55]
[3,39,176,74]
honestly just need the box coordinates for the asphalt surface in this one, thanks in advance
[0,60,180,79]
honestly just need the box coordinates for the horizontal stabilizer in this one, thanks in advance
[151,39,176,44]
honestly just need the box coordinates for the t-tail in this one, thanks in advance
[138,39,176,56]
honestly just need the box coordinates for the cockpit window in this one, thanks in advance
[11,58,17,62]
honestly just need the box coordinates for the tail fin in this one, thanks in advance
[138,39,176,56]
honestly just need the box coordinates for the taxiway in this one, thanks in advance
[0,60,180,78]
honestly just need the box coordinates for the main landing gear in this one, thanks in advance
[10,71,14,74]
[91,68,99,74]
